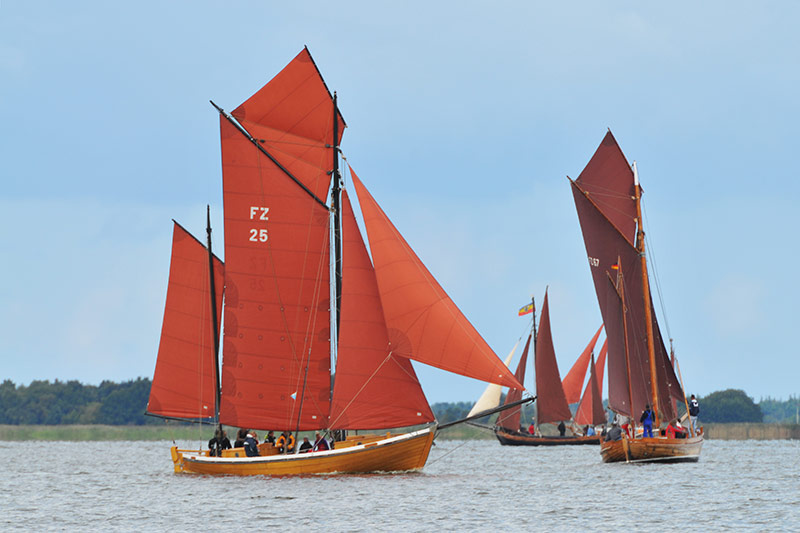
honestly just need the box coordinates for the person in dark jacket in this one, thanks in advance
[266,430,276,445]
[640,405,655,438]
[557,421,566,437]
[234,428,248,448]
[243,432,260,457]
[689,394,700,434]
[606,423,623,441]
[208,428,232,457]
[298,437,313,453]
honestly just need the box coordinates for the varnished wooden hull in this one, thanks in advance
[171,427,435,476]
[495,428,600,446]
[600,435,704,463]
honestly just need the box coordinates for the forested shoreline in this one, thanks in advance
[1,379,797,426]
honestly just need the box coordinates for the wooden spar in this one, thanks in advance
[439,395,535,430]
[530,296,538,433]
[674,357,695,437]
[632,161,660,427]
[206,206,221,423]
[614,262,636,423]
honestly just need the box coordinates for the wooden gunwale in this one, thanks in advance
[172,427,435,475]
[494,428,600,446]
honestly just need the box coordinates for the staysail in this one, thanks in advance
[574,352,606,426]
[148,222,224,421]
[330,188,433,429]
[496,334,532,431]
[561,325,603,404]
[571,131,682,421]
[534,291,572,424]
[351,173,522,389]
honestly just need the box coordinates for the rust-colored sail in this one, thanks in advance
[561,325,603,404]
[596,339,608,398]
[218,115,331,431]
[148,222,224,421]
[571,132,684,420]
[231,48,345,204]
[350,173,522,389]
[534,291,572,424]
[574,353,606,426]
[330,189,434,429]
[497,334,532,432]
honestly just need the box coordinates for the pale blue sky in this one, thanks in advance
[2,1,798,403]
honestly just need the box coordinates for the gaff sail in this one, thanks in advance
[561,325,603,404]
[148,222,224,421]
[533,291,572,424]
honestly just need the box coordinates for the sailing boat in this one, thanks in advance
[491,292,603,446]
[569,131,703,463]
[148,48,523,476]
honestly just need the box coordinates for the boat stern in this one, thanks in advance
[170,446,185,473]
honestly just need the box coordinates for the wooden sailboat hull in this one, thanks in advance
[600,434,704,463]
[171,427,435,476]
[494,428,600,446]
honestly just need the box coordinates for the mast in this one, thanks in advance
[616,262,635,422]
[206,206,221,423]
[632,161,660,426]
[332,92,343,336]
[530,296,538,432]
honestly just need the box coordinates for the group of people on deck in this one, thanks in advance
[604,394,700,441]
[208,427,333,457]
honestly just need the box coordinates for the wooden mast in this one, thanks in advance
[530,296,538,434]
[615,262,635,426]
[206,206,222,424]
[632,161,660,427]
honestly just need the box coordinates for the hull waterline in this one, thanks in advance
[171,427,435,476]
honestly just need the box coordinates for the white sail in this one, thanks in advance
[467,340,520,417]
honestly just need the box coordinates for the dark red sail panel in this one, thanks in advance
[351,172,522,389]
[596,339,608,398]
[574,131,637,245]
[330,189,434,429]
[231,48,345,203]
[574,353,607,426]
[561,325,603,404]
[148,222,224,421]
[218,116,331,431]
[497,334,532,432]
[534,292,572,424]
[572,180,653,418]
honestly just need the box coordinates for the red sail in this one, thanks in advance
[231,48,345,203]
[497,334,532,432]
[330,188,434,429]
[148,222,224,421]
[218,116,331,431]
[575,131,637,245]
[574,353,607,426]
[534,291,572,424]
[561,325,603,404]
[596,339,608,398]
[350,173,522,389]
[571,132,684,419]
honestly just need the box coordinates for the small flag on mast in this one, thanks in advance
[518,303,534,316]
[611,263,619,270]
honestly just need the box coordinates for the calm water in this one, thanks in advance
[1,438,798,531]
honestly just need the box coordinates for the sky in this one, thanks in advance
[2,1,799,404]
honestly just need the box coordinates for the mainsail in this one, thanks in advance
[217,50,339,431]
[561,324,603,404]
[574,352,606,426]
[570,131,683,421]
[534,291,572,424]
[148,222,224,421]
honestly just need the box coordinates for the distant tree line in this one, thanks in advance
[0,378,157,425]
[0,380,793,426]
